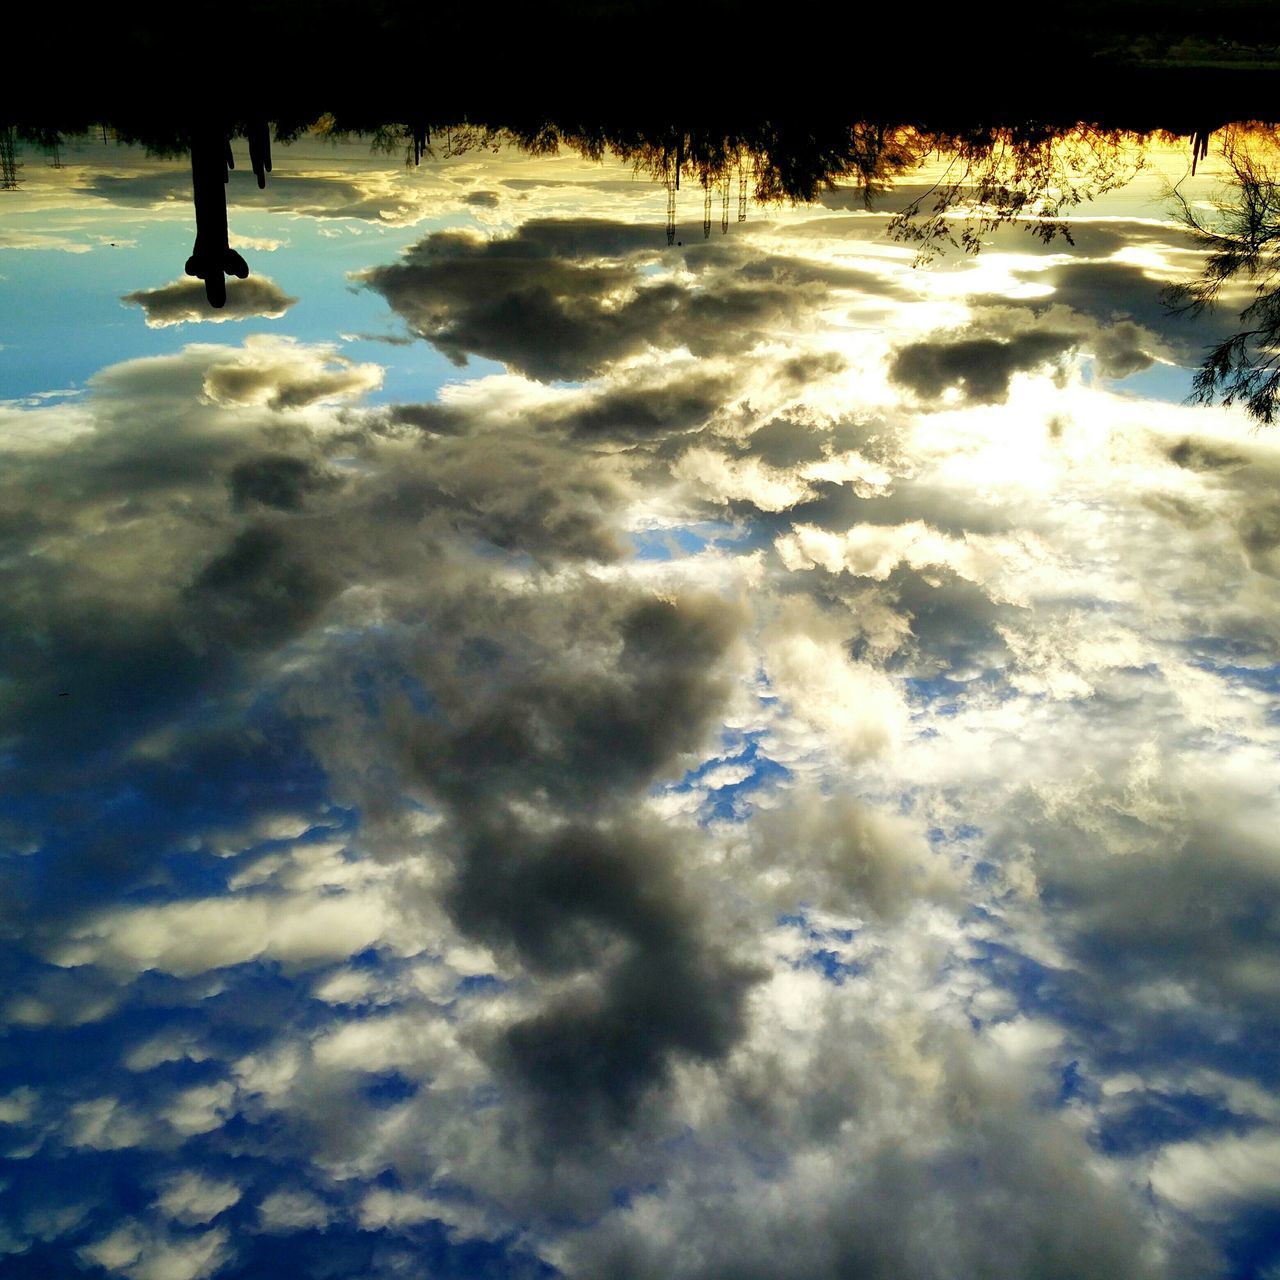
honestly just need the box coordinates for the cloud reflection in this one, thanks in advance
[123,277,299,328]
[2,129,1280,1280]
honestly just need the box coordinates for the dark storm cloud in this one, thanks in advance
[786,472,1015,539]
[997,260,1172,326]
[742,415,829,468]
[676,286,815,357]
[461,819,760,1137]
[890,331,1084,403]
[881,563,1019,678]
[740,413,867,469]
[76,171,191,207]
[889,300,1162,403]
[3,333,757,1144]
[1060,822,1280,1022]
[0,380,362,936]
[974,259,1235,363]
[0,340,630,913]
[559,371,736,439]
[1,392,722,1231]
[0,380,274,794]
[990,773,1280,1095]
[202,357,379,410]
[1091,319,1161,378]
[360,228,656,379]
[358,588,760,1137]
[376,402,474,435]
[360,221,828,381]
[1238,506,1280,571]
[778,350,849,386]
[0,588,212,791]
[122,277,298,328]
[1165,438,1248,473]
[391,591,743,811]
[186,523,342,651]
[767,543,1017,680]
[229,454,338,511]
[357,429,628,563]
[1155,435,1280,584]
[463,191,501,207]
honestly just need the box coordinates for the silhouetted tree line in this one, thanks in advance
[885,125,1143,262]
[1165,126,1280,423]
[10,105,1280,421]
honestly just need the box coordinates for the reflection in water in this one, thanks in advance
[2,112,1280,1280]
[885,125,1145,261]
[1,113,1253,319]
[185,126,250,307]
[1,125,19,190]
[1165,131,1280,422]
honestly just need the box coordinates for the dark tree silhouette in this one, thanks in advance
[185,125,249,308]
[887,125,1141,263]
[1165,133,1280,424]
[248,118,272,188]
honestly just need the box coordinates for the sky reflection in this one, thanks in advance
[2,125,1280,1280]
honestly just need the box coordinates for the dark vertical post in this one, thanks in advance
[248,120,272,189]
[0,127,21,191]
[185,123,249,309]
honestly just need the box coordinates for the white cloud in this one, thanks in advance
[763,617,908,762]
[50,882,411,976]
[78,1222,232,1280]
[154,1172,241,1225]
[0,1088,38,1124]
[161,1082,236,1138]
[358,1188,493,1241]
[674,448,814,512]
[125,1033,213,1073]
[65,1098,150,1151]
[199,335,382,408]
[256,1188,333,1233]
[1151,1129,1280,1217]
[122,277,298,328]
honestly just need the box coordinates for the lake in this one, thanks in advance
[1,112,1278,1280]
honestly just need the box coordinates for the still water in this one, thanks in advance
[1,121,1279,1279]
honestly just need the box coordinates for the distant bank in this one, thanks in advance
[6,0,1280,128]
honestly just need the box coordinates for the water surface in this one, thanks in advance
[2,121,1279,1280]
